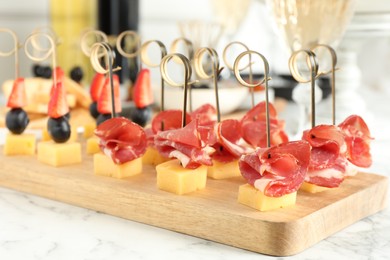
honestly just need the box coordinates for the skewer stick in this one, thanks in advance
[194,47,223,122]
[90,42,121,118]
[223,41,255,108]
[116,30,141,72]
[170,37,195,111]
[160,53,195,127]
[288,50,319,128]
[24,32,58,85]
[141,40,167,112]
[311,44,338,125]
[0,28,22,79]
[233,50,272,147]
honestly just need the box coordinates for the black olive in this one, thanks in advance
[192,83,209,89]
[70,66,83,83]
[41,66,52,79]
[47,116,71,143]
[32,64,43,77]
[130,106,152,127]
[5,108,29,134]
[89,102,100,119]
[96,113,112,126]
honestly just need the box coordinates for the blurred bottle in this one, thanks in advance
[97,0,140,86]
[50,0,97,85]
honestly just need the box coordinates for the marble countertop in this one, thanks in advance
[0,87,389,260]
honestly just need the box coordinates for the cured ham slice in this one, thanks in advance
[239,141,311,197]
[151,110,192,133]
[302,125,348,188]
[338,115,372,168]
[213,119,254,162]
[240,101,288,148]
[154,119,215,169]
[95,117,147,164]
[190,103,217,127]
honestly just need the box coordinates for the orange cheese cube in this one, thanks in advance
[37,141,82,166]
[86,137,100,154]
[300,181,333,193]
[83,122,96,138]
[142,146,170,165]
[156,159,207,195]
[3,133,36,155]
[238,184,297,211]
[93,152,142,179]
[207,159,240,179]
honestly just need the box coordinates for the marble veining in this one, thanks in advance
[0,88,390,259]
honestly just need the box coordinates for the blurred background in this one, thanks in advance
[1,0,390,100]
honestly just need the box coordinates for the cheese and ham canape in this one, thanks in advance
[238,140,311,211]
[154,118,215,195]
[93,117,147,178]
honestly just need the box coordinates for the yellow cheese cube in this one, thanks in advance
[156,159,207,195]
[207,159,240,179]
[37,141,82,167]
[238,184,297,211]
[3,133,36,155]
[142,146,170,165]
[93,152,142,178]
[86,137,100,154]
[42,127,78,142]
[83,122,96,138]
[300,181,333,193]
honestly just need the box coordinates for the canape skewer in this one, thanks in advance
[90,42,121,119]
[141,40,168,112]
[233,50,272,147]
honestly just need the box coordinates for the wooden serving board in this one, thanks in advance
[0,149,387,256]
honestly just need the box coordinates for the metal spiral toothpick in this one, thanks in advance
[90,42,121,118]
[311,44,338,125]
[289,44,338,128]
[141,40,167,112]
[80,29,108,58]
[160,53,195,127]
[234,50,272,148]
[0,28,22,80]
[194,47,224,122]
[24,32,58,85]
[223,41,256,108]
[289,49,319,129]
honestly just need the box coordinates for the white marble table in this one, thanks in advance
[0,87,389,260]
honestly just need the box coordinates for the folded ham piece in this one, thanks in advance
[95,117,147,164]
[239,140,311,197]
[338,115,372,168]
[240,101,289,148]
[154,119,215,169]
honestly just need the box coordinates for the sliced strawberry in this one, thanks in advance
[133,68,154,108]
[48,80,69,118]
[90,73,106,102]
[50,67,65,97]
[97,74,122,114]
[6,77,27,108]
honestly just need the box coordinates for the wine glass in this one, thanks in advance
[266,0,356,136]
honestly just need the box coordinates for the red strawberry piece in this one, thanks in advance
[133,68,154,108]
[6,77,27,108]
[97,74,122,114]
[48,80,69,118]
[90,73,106,102]
[50,67,65,97]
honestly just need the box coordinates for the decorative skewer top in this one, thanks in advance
[116,30,141,59]
[80,29,108,57]
[160,53,194,127]
[234,50,272,147]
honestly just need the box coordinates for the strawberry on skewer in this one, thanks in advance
[5,77,30,134]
